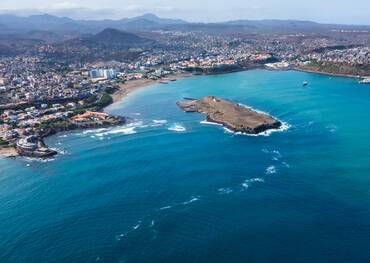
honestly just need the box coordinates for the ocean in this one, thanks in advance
[1,69,370,262]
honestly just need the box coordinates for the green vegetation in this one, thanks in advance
[38,120,72,130]
[93,93,113,109]
[85,95,98,104]
[0,138,8,146]
[105,86,118,94]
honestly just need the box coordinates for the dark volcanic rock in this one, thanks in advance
[177,96,282,134]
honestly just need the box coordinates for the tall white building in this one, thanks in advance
[90,69,117,79]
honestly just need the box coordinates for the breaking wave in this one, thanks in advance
[168,123,186,132]
[214,103,292,136]
[224,122,290,137]
[218,187,233,194]
[153,120,168,125]
[200,120,223,126]
[242,178,265,189]
[23,157,56,163]
[96,127,136,137]
[266,165,277,175]
[115,221,142,241]
[82,128,108,135]
[159,205,172,210]
[91,121,144,137]
[182,197,199,205]
[326,124,338,133]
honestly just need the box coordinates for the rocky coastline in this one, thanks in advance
[0,113,124,159]
[177,96,282,134]
[0,71,189,160]
[295,65,370,78]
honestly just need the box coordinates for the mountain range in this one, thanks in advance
[0,13,186,34]
[0,13,369,44]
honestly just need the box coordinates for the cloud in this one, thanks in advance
[155,6,176,12]
[50,1,79,9]
[124,4,145,12]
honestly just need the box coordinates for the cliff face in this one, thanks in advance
[177,96,281,134]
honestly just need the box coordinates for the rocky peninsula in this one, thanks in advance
[177,96,282,134]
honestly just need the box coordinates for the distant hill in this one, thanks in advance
[222,19,321,30]
[0,13,368,37]
[67,28,153,49]
[24,30,67,43]
[26,14,73,24]
[90,28,150,45]
[0,14,76,32]
[127,13,187,25]
[0,13,187,34]
[0,44,16,56]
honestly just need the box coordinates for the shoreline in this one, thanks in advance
[0,146,18,158]
[109,71,193,106]
[294,67,364,79]
[0,68,365,159]
[177,96,282,134]
[0,71,192,159]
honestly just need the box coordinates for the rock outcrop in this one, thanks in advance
[177,96,281,134]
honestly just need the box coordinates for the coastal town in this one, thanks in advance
[0,18,369,158]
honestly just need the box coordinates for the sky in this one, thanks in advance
[0,0,369,25]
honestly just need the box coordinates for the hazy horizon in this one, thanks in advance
[0,0,369,25]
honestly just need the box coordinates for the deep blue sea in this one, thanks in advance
[1,70,370,262]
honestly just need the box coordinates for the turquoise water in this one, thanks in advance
[1,70,370,262]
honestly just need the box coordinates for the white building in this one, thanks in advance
[90,69,117,79]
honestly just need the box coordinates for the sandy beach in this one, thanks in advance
[0,147,18,158]
[111,72,193,103]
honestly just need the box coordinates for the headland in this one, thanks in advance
[0,71,191,159]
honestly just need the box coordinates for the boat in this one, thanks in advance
[303,81,309,86]
[359,78,370,84]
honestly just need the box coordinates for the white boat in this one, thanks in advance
[303,81,309,86]
[359,78,370,84]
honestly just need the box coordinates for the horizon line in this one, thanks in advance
[0,9,369,27]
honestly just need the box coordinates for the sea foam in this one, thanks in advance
[159,205,172,210]
[96,127,136,137]
[200,120,223,126]
[224,122,290,137]
[219,103,292,137]
[242,178,265,189]
[218,187,234,194]
[182,197,199,205]
[153,120,168,125]
[94,121,144,137]
[168,123,186,132]
[266,165,277,175]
